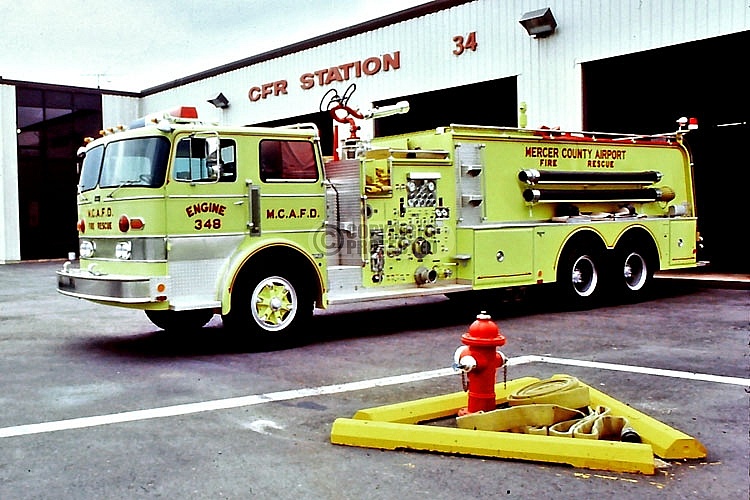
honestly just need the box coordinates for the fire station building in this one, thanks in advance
[0,0,748,271]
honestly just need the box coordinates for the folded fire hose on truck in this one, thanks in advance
[456,375,641,442]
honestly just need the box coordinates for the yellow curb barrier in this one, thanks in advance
[329,374,707,475]
[331,418,657,474]
[584,379,707,459]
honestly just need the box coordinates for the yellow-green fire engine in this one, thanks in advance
[57,105,700,341]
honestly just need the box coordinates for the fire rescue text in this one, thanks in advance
[525,146,628,168]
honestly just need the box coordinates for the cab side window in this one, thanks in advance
[218,140,237,181]
[174,137,236,182]
[259,140,318,182]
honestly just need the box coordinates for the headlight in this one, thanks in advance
[79,240,95,258]
[115,241,132,260]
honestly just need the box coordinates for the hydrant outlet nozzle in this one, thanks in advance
[453,346,477,373]
[456,356,477,373]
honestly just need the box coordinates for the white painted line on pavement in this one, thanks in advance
[1,355,747,439]
[529,355,750,386]
[0,367,454,438]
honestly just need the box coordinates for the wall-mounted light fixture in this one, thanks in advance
[519,7,557,38]
[207,92,230,109]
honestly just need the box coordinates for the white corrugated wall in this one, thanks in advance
[139,0,750,130]
[102,95,141,131]
[0,84,21,262]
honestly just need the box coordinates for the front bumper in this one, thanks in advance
[56,262,160,304]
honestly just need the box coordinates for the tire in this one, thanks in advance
[223,269,312,342]
[613,244,654,302]
[556,244,605,308]
[145,309,214,331]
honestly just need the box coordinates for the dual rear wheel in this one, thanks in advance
[556,240,654,308]
[613,244,654,301]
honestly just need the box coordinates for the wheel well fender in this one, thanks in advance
[221,244,323,315]
[613,227,660,269]
[555,229,608,276]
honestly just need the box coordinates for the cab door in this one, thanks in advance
[255,137,327,248]
[163,134,246,307]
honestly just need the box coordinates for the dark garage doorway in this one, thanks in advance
[373,77,518,137]
[16,84,103,261]
[584,31,750,273]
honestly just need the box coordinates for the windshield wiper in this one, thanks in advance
[106,179,140,199]
[77,186,89,202]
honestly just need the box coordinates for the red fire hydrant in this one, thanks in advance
[453,311,507,416]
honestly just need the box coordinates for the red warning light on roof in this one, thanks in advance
[677,116,699,131]
[170,106,199,119]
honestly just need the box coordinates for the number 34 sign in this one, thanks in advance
[453,31,478,56]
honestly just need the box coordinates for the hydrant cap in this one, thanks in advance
[462,311,506,346]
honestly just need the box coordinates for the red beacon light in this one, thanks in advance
[677,116,699,131]
[169,106,199,120]
[129,106,200,130]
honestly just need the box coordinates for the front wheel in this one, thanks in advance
[223,270,312,342]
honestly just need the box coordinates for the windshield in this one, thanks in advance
[79,144,104,192]
[79,137,170,192]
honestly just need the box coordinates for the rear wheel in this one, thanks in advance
[612,244,654,302]
[145,309,214,331]
[556,244,605,308]
[223,269,312,343]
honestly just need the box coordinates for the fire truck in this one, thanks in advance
[57,101,700,342]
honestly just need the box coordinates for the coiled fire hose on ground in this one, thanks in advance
[456,375,641,442]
